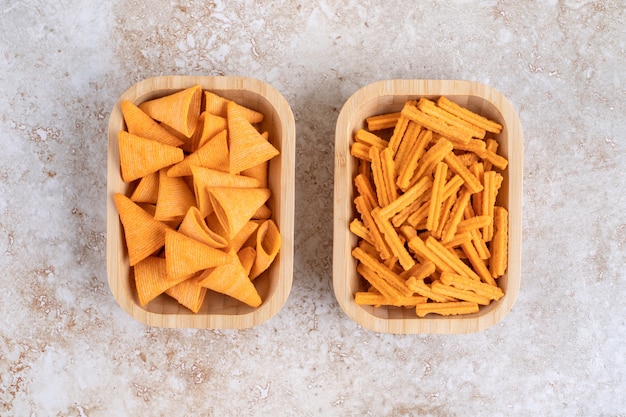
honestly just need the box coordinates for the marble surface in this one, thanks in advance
[1,1,625,415]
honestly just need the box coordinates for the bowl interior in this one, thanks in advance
[107,76,295,328]
[334,80,522,334]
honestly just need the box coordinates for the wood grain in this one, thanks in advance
[107,76,295,329]
[333,79,523,334]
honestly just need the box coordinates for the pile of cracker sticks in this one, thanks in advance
[350,96,508,317]
[113,85,281,313]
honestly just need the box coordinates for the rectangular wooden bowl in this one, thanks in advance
[333,79,523,334]
[107,76,295,329]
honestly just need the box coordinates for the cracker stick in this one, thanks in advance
[441,175,464,201]
[358,159,371,181]
[354,173,378,209]
[490,206,508,278]
[407,278,457,303]
[401,105,473,144]
[406,200,431,229]
[426,161,448,232]
[400,260,436,281]
[449,138,487,154]
[372,207,415,271]
[352,247,413,297]
[456,215,492,234]
[417,97,486,139]
[481,171,503,242]
[366,111,401,131]
[469,162,485,215]
[482,138,498,171]
[356,264,402,301]
[369,146,390,207]
[355,128,388,149]
[405,233,455,274]
[437,96,502,134]
[459,235,496,286]
[380,176,432,219]
[350,142,372,161]
[470,228,491,260]
[349,218,374,246]
[355,291,427,307]
[430,281,492,305]
[354,196,392,260]
[439,272,503,300]
[381,147,399,203]
[478,148,508,171]
[397,129,432,190]
[394,121,421,170]
[441,188,472,243]
[424,236,482,281]
[433,192,456,240]
[413,137,454,181]
[392,187,432,228]
[415,301,479,317]
[443,152,483,194]
[388,110,411,156]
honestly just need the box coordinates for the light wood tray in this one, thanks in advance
[333,79,523,334]
[107,76,295,329]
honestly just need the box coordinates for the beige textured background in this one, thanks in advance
[1,1,624,416]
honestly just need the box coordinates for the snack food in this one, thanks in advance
[113,85,281,313]
[349,97,508,317]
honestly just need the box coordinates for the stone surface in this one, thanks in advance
[0,1,625,416]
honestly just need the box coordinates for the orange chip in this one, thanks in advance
[139,85,203,137]
[196,256,262,307]
[117,131,184,182]
[164,229,232,280]
[130,171,159,204]
[249,219,281,280]
[134,256,189,306]
[187,112,228,153]
[167,129,230,177]
[204,91,264,123]
[209,187,271,239]
[252,204,272,220]
[114,193,173,266]
[237,246,257,275]
[223,220,260,254]
[154,169,196,223]
[178,206,228,249]
[120,100,184,147]
[227,102,279,174]
[241,161,269,188]
[191,165,260,218]
[165,275,207,313]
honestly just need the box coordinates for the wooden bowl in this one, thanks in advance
[333,80,523,334]
[107,76,295,328]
